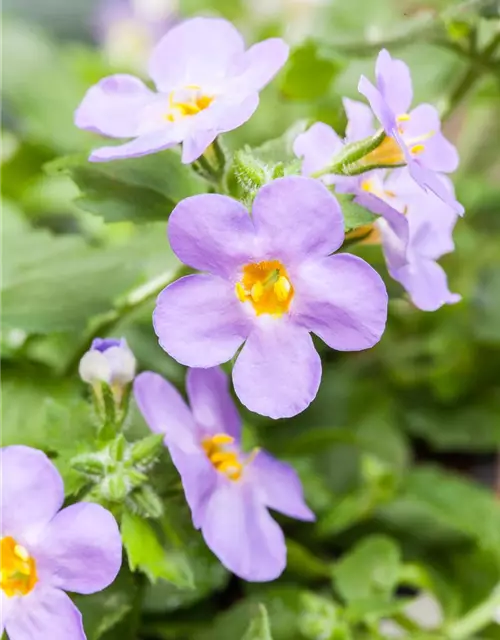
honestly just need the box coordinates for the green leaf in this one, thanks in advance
[286,539,332,580]
[46,150,207,223]
[242,605,273,640]
[121,510,194,587]
[298,593,341,640]
[251,121,309,166]
[74,569,137,640]
[336,193,377,234]
[281,42,344,101]
[333,535,401,604]
[400,467,500,563]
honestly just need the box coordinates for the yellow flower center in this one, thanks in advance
[165,85,214,122]
[235,260,294,316]
[202,434,244,481]
[1,537,38,598]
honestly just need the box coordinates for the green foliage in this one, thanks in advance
[47,151,207,223]
[242,605,273,640]
[121,510,194,587]
[281,42,344,101]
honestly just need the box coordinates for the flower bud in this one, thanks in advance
[79,338,136,387]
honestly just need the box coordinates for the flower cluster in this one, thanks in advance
[31,15,466,612]
[294,50,462,311]
[0,446,122,639]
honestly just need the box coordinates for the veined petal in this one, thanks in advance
[252,176,345,264]
[293,254,388,351]
[358,75,396,134]
[232,38,289,91]
[6,588,85,640]
[202,481,286,581]
[186,368,241,441]
[293,122,344,177]
[75,74,155,138]
[168,194,256,279]
[133,372,198,452]
[153,274,251,368]
[408,161,464,215]
[393,259,461,312]
[33,503,121,594]
[149,18,245,91]
[1,446,64,543]
[233,319,321,419]
[343,97,375,142]
[89,130,180,162]
[251,451,315,521]
[375,49,413,116]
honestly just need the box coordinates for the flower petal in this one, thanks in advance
[33,503,121,594]
[6,588,85,640]
[251,451,315,521]
[89,130,180,162]
[0,446,63,542]
[168,194,255,278]
[133,372,198,452]
[149,17,245,92]
[233,319,321,419]
[293,122,344,177]
[252,176,345,264]
[186,368,241,441]
[408,161,464,215]
[358,75,395,133]
[153,274,251,368]
[407,198,458,260]
[393,259,461,312]
[202,482,286,581]
[375,49,413,116]
[232,38,289,91]
[404,104,458,173]
[74,74,155,138]
[294,254,388,351]
[168,443,217,529]
[343,97,375,142]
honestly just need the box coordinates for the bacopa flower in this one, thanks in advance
[0,446,122,639]
[153,176,388,419]
[94,0,177,73]
[79,337,136,387]
[357,49,463,214]
[133,366,314,581]
[75,17,289,164]
[360,173,461,312]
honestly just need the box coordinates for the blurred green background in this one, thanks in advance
[2,0,500,638]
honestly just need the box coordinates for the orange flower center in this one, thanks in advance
[166,85,214,122]
[235,260,294,316]
[1,536,38,598]
[202,434,244,481]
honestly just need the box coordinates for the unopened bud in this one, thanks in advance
[126,484,164,518]
[129,434,165,468]
[100,472,130,502]
[79,337,136,387]
[71,452,108,479]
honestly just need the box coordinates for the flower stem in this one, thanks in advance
[445,584,500,639]
[66,266,188,375]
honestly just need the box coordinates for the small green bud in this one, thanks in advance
[128,434,165,468]
[101,472,129,502]
[299,593,339,640]
[109,433,127,462]
[126,468,149,488]
[71,452,108,479]
[126,484,164,519]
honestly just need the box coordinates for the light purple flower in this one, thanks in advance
[152,176,388,419]
[358,49,463,214]
[79,337,136,386]
[75,17,289,164]
[133,367,314,581]
[360,171,461,311]
[0,446,122,640]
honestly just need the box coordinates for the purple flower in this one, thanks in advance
[358,49,463,214]
[152,176,388,419]
[0,446,122,640]
[360,171,461,311]
[94,0,176,73]
[133,367,314,581]
[75,17,289,164]
[79,337,136,386]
